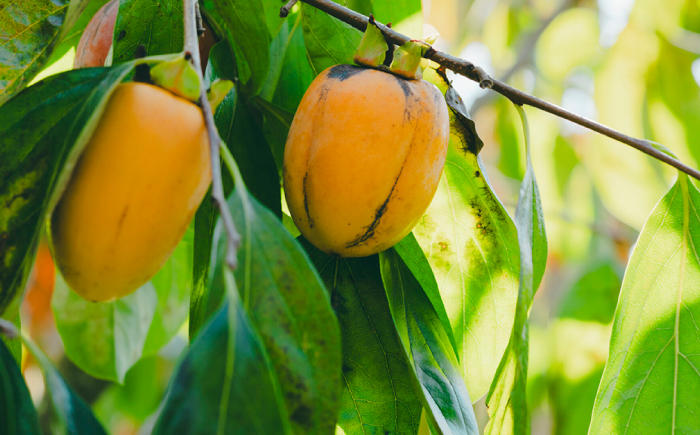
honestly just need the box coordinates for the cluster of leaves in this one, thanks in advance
[2,0,700,434]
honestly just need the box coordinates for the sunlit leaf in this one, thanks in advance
[23,335,107,435]
[302,242,422,435]
[112,0,183,63]
[486,105,547,434]
[584,25,669,229]
[53,229,192,382]
[647,37,700,168]
[0,0,89,103]
[535,8,600,81]
[0,338,41,435]
[558,261,621,325]
[369,0,422,36]
[589,173,700,434]
[549,319,609,435]
[300,0,362,76]
[380,247,479,435]
[0,65,133,317]
[394,234,458,358]
[413,98,520,402]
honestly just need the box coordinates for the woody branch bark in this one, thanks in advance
[184,0,240,269]
[288,0,700,181]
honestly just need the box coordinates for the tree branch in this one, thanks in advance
[184,0,240,269]
[291,0,700,181]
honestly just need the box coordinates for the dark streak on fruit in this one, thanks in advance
[326,64,364,81]
[346,165,405,248]
[394,74,412,98]
[303,173,314,228]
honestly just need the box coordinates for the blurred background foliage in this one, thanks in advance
[17,0,700,433]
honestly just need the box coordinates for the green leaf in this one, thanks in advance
[589,173,700,434]
[549,319,609,435]
[0,338,41,435]
[154,299,292,435]
[300,0,362,76]
[201,0,270,95]
[206,42,281,216]
[485,104,547,435]
[393,233,458,359]
[228,190,342,433]
[0,0,89,104]
[190,187,217,340]
[0,313,20,366]
[261,0,285,37]
[412,118,520,402]
[23,335,107,435]
[302,242,422,435]
[0,65,133,317]
[380,247,479,435]
[112,0,183,63]
[369,0,422,35]
[53,229,192,382]
[271,13,314,112]
[558,262,622,325]
[261,15,300,102]
[253,96,294,174]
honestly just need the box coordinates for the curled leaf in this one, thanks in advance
[445,86,484,155]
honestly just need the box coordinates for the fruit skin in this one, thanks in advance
[50,82,211,301]
[283,64,449,257]
[73,0,217,71]
[74,0,118,68]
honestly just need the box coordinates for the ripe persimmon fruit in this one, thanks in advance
[50,82,211,301]
[283,64,449,257]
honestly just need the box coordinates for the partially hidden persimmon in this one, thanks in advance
[50,82,211,301]
[74,0,217,71]
[74,0,118,68]
[283,64,449,257]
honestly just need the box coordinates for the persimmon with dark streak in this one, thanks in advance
[284,64,449,257]
[50,82,211,302]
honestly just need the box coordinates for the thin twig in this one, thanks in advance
[290,0,700,181]
[184,0,240,269]
[470,0,574,113]
[280,0,299,18]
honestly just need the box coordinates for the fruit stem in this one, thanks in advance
[183,0,241,270]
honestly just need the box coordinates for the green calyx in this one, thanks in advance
[353,15,439,80]
[150,55,201,103]
[207,79,234,113]
[389,36,437,80]
[354,16,388,68]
